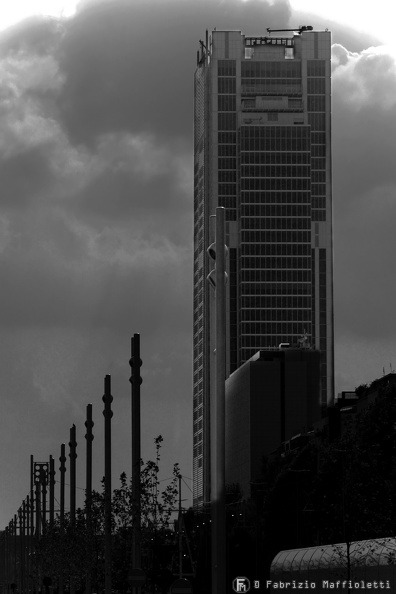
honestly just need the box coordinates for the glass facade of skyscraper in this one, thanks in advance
[193,29,334,506]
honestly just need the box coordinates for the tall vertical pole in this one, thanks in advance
[129,333,143,594]
[30,454,34,517]
[21,503,26,593]
[9,520,14,589]
[8,521,12,589]
[60,444,66,526]
[69,426,77,594]
[211,206,227,592]
[13,515,17,588]
[5,526,9,594]
[35,482,41,539]
[103,375,113,594]
[30,495,35,592]
[26,496,30,594]
[49,456,55,527]
[85,403,94,594]
[30,455,34,564]
[42,468,47,534]
[178,474,183,579]
[59,443,66,594]
[69,426,77,524]
[18,508,23,593]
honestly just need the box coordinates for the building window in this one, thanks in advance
[307,60,326,77]
[218,95,236,111]
[218,113,237,130]
[285,47,294,60]
[218,77,236,94]
[308,96,325,112]
[218,60,236,76]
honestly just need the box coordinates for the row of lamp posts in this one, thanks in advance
[1,334,145,594]
[1,208,228,594]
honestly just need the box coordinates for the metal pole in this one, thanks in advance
[85,404,94,516]
[18,508,23,593]
[211,206,227,592]
[8,521,12,590]
[59,444,66,594]
[30,454,34,582]
[103,375,113,594]
[49,456,55,527]
[42,471,47,534]
[13,516,17,588]
[35,483,41,540]
[26,496,30,593]
[69,427,77,594]
[21,503,26,594]
[59,444,66,526]
[69,426,77,524]
[5,527,9,594]
[30,495,35,592]
[85,403,94,594]
[178,475,183,579]
[10,521,14,589]
[130,333,143,594]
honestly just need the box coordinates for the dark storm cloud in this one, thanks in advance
[0,149,54,207]
[0,0,292,342]
[75,132,192,238]
[57,0,292,144]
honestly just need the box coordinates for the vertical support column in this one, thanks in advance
[30,454,34,577]
[29,495,35,591]
[69,427,77,594]
[59,443,66,594]
[211,207,227,593]
[129,333,144,593]
[35,482,41,540]
[18,508,23,593]
[13,515,17,588]
[85,403,94,594]
[5,526,9,594]
[178,474,183,579]
[49,456,55,527]
[42,467,47,534]
[59,444,66,526]
[20,503,26,594]
[8,520,13,589]
[69,426,77,525]
[26,496,30,594]
[102,375,113,594]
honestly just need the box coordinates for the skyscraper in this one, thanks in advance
[193,27,334,506]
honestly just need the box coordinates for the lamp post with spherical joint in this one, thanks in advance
[207,206,228,594]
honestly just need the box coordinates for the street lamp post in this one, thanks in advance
[102,375,113,594]
[129,334,145,594]
[207,206,227,593]
[85,403,94,594]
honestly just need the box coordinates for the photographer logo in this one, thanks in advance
[232,577,251,592]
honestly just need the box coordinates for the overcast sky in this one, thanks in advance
[0,0,396,529]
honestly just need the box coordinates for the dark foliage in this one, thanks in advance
[33,437,180,593]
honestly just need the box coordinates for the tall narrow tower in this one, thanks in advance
[193,28,334,506]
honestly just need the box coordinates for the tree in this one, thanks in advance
[33,436,180,593]
[309,382,396,544]
[249,381,396,582]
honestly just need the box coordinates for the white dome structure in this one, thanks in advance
[270,538,396,591]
